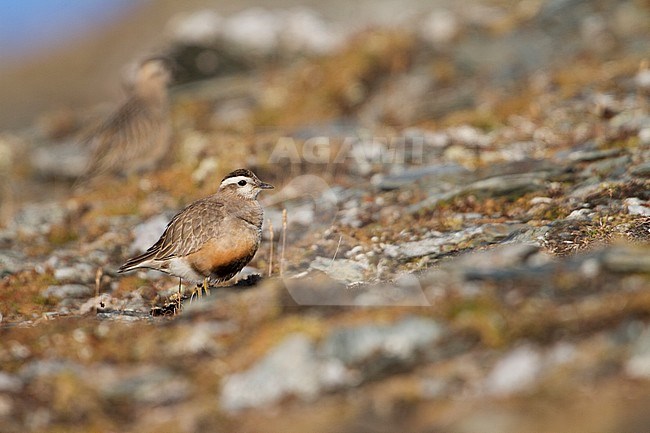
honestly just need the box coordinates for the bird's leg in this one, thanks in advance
[203,277,211,297]
[189,278,210,302]
[190,284,199,303]
[176,277,182,312]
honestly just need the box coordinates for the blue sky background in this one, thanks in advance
[0,0,137,63]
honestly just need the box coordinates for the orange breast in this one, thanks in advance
[186,233,259,277]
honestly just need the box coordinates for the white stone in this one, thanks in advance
[484,346,542,396]
[220,334,321,411]
[419,9,459,46]
[168,10,223,44]
[625,198,650,216]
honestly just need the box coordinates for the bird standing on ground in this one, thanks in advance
[79,57,173,183]
[118,169,274,296]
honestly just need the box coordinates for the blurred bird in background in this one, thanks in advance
[77,56,174,186]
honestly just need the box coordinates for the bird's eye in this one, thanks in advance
[238,180,247,186]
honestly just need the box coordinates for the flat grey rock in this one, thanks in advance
[309,257,368,283]
[0,250,28,276]
[220,334,323,411]
[30,141,89,180]
[626,326,650,379]
[374,163,469,191]
[321,316,445,366]
[42,284,92,299]
[129,213,174,254]
[384,224,525,259]
[484,346,543,396]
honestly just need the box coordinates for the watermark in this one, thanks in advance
[268,135,426,165]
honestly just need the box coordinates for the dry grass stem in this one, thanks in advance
[94,267,103,314]
[280,208,287,277]
[268,218,274,277]
[331,234,342,266]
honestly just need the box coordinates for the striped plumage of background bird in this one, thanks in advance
[78,57,173,184]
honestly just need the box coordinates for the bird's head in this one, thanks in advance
[130,57,174,100]
[219,169,274,200]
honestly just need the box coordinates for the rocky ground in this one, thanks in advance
[1,0,650,432]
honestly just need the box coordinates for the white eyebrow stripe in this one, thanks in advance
[220,176,253,187]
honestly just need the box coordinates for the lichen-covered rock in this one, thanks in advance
[220,334,323,411]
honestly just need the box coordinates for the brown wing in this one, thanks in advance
[119,197,227,274]
[155,198,228,260]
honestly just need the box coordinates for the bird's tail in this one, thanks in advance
[118,250,157,273]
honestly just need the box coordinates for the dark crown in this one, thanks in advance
[222,168,257,182]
